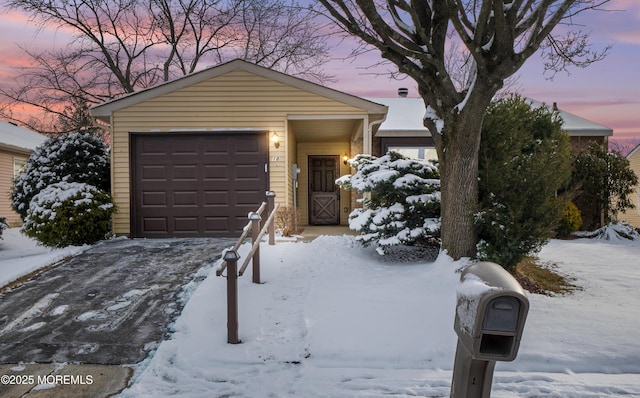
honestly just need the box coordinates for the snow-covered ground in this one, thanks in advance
[2,228,640,397]
[0,228,87,288]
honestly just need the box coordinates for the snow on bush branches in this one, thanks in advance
[12,132,110,220]
[22,181,115,248]
[12,132,113,247]
[337,151,441,255]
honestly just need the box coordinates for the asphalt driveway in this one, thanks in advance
[0,237,234,365]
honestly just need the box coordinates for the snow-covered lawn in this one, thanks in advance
[123,234,640,397]
[0,228,87,288]
[2,228,640,397]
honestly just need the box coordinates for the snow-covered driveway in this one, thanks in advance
[0,237,233,364]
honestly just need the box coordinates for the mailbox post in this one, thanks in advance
[451,262,529,398]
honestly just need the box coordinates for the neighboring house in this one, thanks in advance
[88,59,614,238]
[368,93,612,160]
[90,59,387,238]
[618,144,640,228]
[0,121,47,226]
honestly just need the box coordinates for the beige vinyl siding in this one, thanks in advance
[110,69,369,235]
[297,142,353,226]
[286,126,297,208]
[619,149,640,228]
[0,150,28,226]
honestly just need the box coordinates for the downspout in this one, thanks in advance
[366,115,387,155]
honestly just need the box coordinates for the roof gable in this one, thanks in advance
[626,144,640,160]
[0,121,47,153]
[90,59,387,121]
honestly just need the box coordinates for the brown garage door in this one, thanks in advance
[131,131,268,238]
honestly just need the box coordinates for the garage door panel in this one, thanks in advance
[132,132,268,237]
[173,191,198,207]
[235,164,263,180]
[203,136,232,155]
[174,217,198,232]
[204,165,229,181]
[142,165,167,181]
[143,218,168,233]
[140,139,168,155]
[204,216,232,233]
[173,165,198,181]
[204,191,229,206]
[234,135,261,154]
[235,190,263,205]
[142,191,167,206]
[172,140,199,155]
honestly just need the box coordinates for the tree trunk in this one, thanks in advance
[433,97,492,260]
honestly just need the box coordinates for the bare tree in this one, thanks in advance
[1,0,333,134]
[318,0,611,259]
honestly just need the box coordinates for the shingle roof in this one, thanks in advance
[0,121,47,153]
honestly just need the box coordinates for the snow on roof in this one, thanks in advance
[0,121,47,153]
[527,99,613,137]
[368,96,613,137]
[367,97,429,135]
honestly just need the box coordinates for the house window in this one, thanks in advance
[380,137,438,162]
[387,146,438,162]
[13,158,26,180]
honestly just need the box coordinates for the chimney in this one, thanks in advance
[398,88,408,97]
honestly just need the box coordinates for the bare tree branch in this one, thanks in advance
[1,0,334,133]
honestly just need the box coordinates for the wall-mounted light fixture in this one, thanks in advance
[343,153,349,165]
[272,132,280,149]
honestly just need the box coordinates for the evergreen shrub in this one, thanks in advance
[337,151,441,255]
[22,182,115,247]
[12,132,110,220]
[557,201,583,237]
[476,95,573,270]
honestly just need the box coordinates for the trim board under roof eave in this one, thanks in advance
[90,59,388,120]
[566,128,613,137]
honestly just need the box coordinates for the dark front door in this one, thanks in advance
[308,155,339,225]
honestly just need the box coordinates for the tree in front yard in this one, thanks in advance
[475,96,573,270]
[571,143,639,229]
[337,152,441,255]
[12,132,110,221]
[318,0,610,259]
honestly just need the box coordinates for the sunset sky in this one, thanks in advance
[1,0,638,142]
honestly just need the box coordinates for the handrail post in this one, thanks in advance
[266,191,276,245]
[224,249,240,344]
[249,212,262,284]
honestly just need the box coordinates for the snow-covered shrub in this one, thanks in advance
[337,151,441,255]
[0,216,7,241]
[12,132,110,220]
[576,222,640,241]
[22,182,115,247]
[476,95,572,270]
